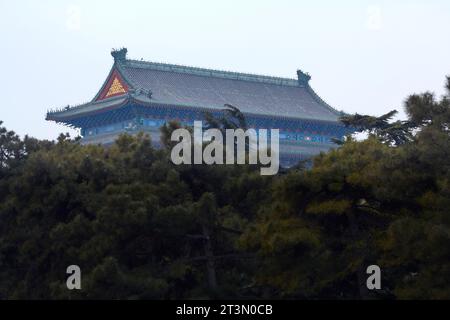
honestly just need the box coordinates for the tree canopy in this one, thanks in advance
[0,78,449,299]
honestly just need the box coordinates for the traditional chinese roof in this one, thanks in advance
[46,48,344,125]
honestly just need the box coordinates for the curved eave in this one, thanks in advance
[46,95,130,122]
[46,92,345,128]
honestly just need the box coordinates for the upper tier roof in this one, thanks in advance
[47,48,343,123]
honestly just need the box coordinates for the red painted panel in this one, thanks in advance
[96,69,129,101]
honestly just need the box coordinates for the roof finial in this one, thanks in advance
[297,69,311,86]
[111,47,128,62]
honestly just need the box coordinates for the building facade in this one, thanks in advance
[46,48,351,167]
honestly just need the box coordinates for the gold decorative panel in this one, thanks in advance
[105,77,126,97]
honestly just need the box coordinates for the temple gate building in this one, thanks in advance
[46,48,351,167]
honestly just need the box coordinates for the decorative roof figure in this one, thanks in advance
[111,48,127,62]
[297,69,312,86]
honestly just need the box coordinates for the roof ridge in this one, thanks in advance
[305,84,342,116]
[121,58,300,87]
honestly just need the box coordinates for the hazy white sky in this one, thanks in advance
[1,0,449,140]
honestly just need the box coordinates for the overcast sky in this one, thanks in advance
[1,0,449,140]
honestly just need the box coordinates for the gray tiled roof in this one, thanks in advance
[115,59,341,122]
[47,49,343,123]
